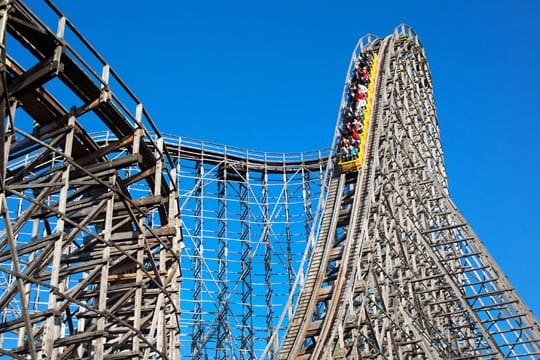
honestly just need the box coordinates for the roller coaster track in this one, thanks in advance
[277,37,386,359]
[1,1,540,359]
[275,27,540,359]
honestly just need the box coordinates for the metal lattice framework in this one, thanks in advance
[163,136,331,359]
[0,1,539,360]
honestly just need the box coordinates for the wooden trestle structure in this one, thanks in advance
[0,1,539,359]
[0,1,181,359]
[273,26,540,359]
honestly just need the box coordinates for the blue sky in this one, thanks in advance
[50,0,540,316]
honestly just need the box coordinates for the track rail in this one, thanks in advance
[277,37,386,360]
[308,37,390,359]
[279,172,351,357]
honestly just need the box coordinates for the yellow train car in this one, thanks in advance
[338,52,378,173]
[339,157,363,172]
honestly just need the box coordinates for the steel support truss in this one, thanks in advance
[167,136,330,358]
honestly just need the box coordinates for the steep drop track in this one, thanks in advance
[276,26,540,359]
